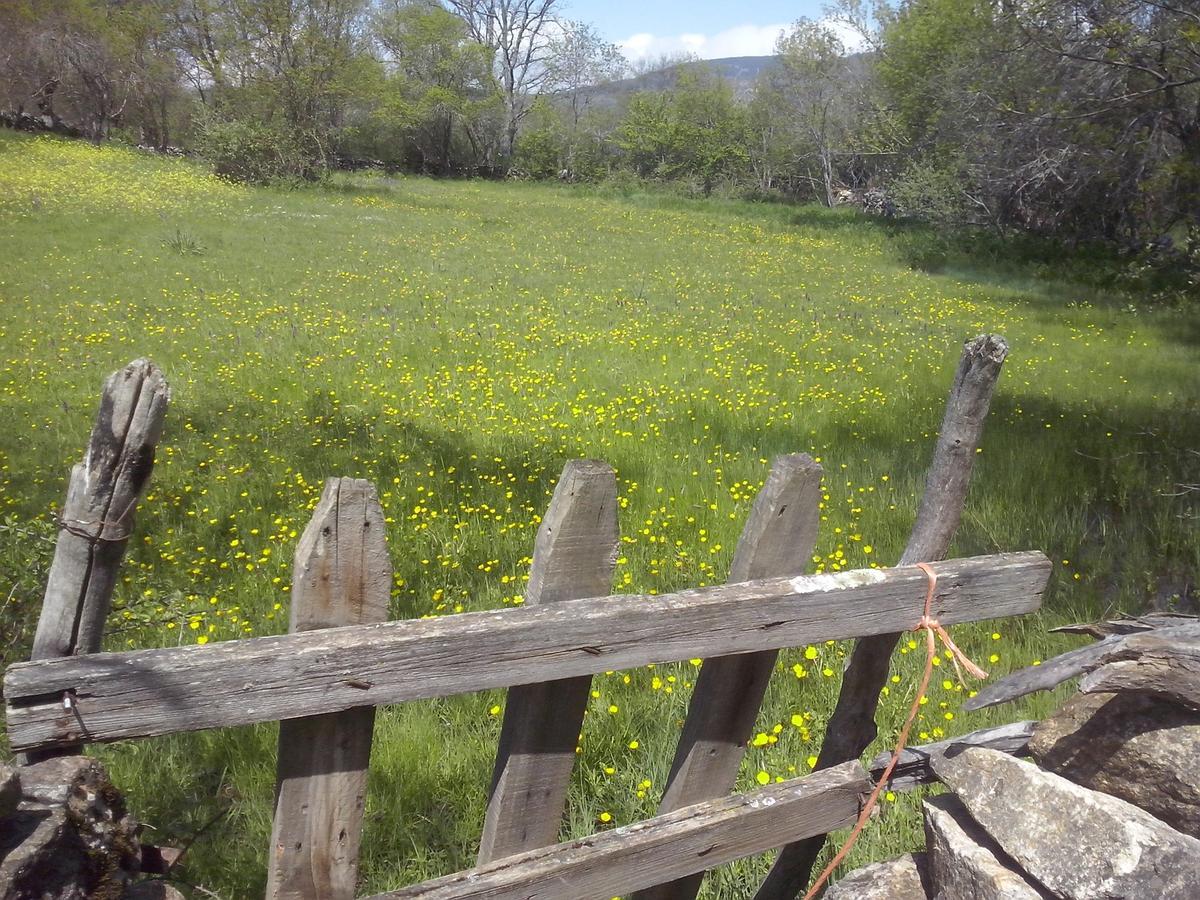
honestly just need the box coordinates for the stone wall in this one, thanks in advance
[826,619,1200,899]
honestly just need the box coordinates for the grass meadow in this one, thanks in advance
[0,132,1196,898]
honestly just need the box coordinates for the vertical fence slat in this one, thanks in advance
[31,359,170,661]
[266,478,392,900]
[756,334,1010,900]
[631,453,823,900]
[476,459,619,864]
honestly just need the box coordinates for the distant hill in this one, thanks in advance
[580,55,780,109]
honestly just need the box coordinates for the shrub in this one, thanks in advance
[194,117,326,185]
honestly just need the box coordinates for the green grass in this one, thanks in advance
[0,132,1196,898]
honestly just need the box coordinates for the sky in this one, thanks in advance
[566,1,830,64]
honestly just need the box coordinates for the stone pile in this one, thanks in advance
[826,616,1200,899]
[0,755,180,900]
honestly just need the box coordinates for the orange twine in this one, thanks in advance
[801,562,988,900]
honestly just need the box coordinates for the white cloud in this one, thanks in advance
[618,23,788,64]
[823,20,869,53]
[618,19,867,66]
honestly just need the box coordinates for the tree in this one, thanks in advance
[442,0,562,163]
[544,20,624,129]
[0,0,182,143]
[541,19,623,176]
[616,67,750,194]
[1007,0,1200,235]
[771,20,853,206]
[879,0,1200,240]
[371,0,500,173]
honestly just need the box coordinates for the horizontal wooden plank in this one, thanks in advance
[367,761,870,900]
[964,621,1200,712]
[868,721,1035,791]
[4,552,1050,752]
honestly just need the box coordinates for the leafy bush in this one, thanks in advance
[1116,227,1200,308]
[194,117,326,185]
[888,158,975,228]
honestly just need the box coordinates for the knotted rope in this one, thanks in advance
[802,562,988,900]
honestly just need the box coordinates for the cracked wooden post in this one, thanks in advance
[632,453,822,900]
[477,459,620,864]
[31,359,170,662]
[24,360,168,763]
[756,334,1009,900]
[266,478,392,900]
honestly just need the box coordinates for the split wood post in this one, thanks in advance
[477,459,619,863]
[756,333,1009,900]
[25,360,168,762]
[31,360,170,661]
[266,478,392,900]
[632,453,822,900]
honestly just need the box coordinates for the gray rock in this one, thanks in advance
[0,755,140,899]
[823,853,931,899]
[18,755,103,805]
[0,765,18,820]
[932,748,1200,899]
[923,794,1049,899]
[1030,691,1200,838]
[0,806,89,899]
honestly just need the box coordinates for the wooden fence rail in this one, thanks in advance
[4,552,1049,752]
[379,762,870,900]
[4,335,1045,900]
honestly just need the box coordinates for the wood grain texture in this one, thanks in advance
[266,479,392,900]
[367,762,870,900]
[868,721,1035,791]
[962,635,1124,712]
[758,334,1009,900]
[478,460,619,864]
[31,359,169,661]
[1050,612,1198,639]
[634,454,822,900]
[964,622,1200,712]
[4,552,1051,753]
[1079,630,1200,711]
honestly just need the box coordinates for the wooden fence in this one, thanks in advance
[2,335,1051,900]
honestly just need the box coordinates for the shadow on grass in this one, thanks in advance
[684,381,1198,624]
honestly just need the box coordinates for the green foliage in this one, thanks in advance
[162,227,205,255]
[194,116,325,184]
[877,0,995,137]
[888,156,974,228]
[616,69,750,194]
[366,2,501,174]
[513,97,565,178]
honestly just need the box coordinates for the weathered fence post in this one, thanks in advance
[756,333,1009,900]
[633,453,823,900]
[31,359,170,662]
[24,359,168,763]
[266,478,392,900]
[477,459,620,864]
